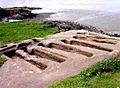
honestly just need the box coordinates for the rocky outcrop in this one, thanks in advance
[0,30,120,88]
[0,7,41,21]
[45,20,120,37]
[45,20,105,34]
[0,8,10,21]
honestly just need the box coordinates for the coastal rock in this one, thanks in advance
[0,7,40,21]
[46,20,120,37]
[45,20,105,34]
[9,14,24,20]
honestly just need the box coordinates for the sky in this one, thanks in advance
[1,0,120,17]
[0,0,120,13]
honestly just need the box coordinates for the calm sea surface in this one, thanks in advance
[1,0,120,33]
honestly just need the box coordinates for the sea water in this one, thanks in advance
[1,0,120,33]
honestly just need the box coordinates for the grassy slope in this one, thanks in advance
[0,21,59,66]
[0,21,59,46]
[48,58,120,88]
[49,72,120,88]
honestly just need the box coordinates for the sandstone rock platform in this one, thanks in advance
[0,30,120,88]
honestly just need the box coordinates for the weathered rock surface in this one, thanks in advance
[0,30,120,88]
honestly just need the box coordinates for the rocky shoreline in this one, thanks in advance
[46,21,104,33]
[44,20,120,37]
[29,13,55,22]
[0,6,120,37]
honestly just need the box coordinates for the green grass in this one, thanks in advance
[0,21,59,46]
[0,21,59,66]
[48,58,120,88]
[0,57,6,67]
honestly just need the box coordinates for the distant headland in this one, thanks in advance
[0,6,42,22]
